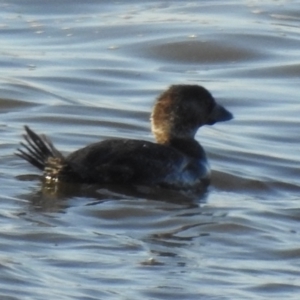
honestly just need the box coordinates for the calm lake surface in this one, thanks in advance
[1,1,300,299]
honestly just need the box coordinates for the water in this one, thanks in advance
[1,0,300,299]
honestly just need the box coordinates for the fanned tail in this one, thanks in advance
[16,126,64,171]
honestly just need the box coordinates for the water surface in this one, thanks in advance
[1,1,300,299]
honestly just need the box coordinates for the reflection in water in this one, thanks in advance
[17,175,208,212]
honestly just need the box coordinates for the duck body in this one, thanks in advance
[16,84,233,190]
[65,138,210,189]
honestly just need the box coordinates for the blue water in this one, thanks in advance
[1,1,300,299]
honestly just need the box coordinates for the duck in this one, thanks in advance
[16,84,233,190]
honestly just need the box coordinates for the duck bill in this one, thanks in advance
[206,103,233,125]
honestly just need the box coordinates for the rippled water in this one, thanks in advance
[1,1,300,299]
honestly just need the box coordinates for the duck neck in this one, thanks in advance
[168,137,207,159]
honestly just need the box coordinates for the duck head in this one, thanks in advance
[151,84,233,144]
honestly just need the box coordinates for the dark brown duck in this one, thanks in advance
[16,84,233,190]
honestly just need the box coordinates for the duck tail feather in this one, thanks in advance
[16,126,64,171]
